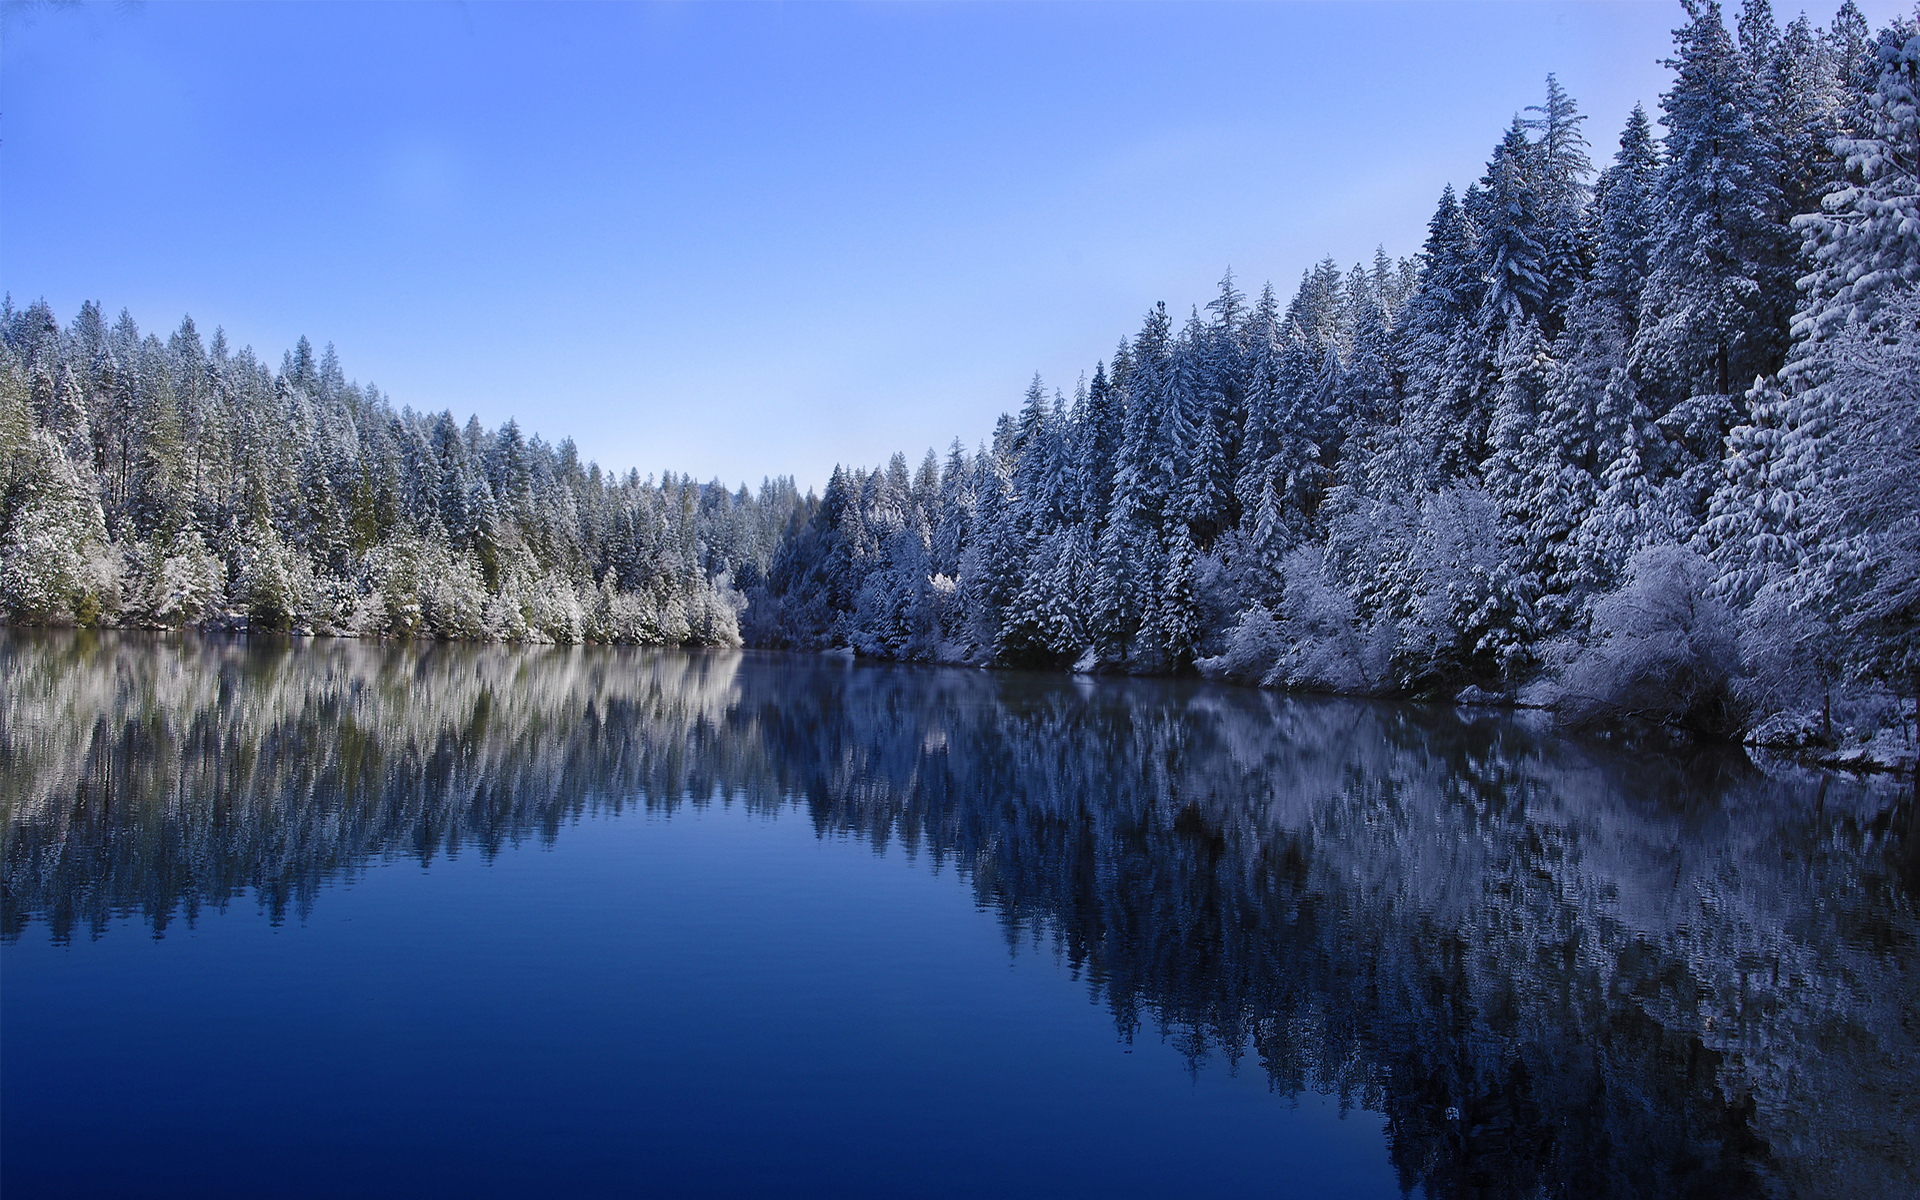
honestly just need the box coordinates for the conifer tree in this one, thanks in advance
[1401,186,1485,483]
[1711,14,1917,603]
[1637,0,1793,407]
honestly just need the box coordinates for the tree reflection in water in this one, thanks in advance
[2,631,1913,1199]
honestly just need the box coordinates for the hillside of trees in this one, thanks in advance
[743,0,1919,754]
[2,0,1915,752]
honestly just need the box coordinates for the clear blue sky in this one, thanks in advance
[3,1,1905,492]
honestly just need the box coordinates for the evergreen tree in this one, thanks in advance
[1233,284,1284,521]
[1475,118,1552,333]
[1793,17,1920,342]
[1523,75,1596,330]
[1401,186,1486,482]
[1711,14,1918,603]
[1637,0,1794,405]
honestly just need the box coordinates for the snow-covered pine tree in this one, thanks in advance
[1710,12,1917,603]
[1156,521,1201,670]
[1807,288,1920,696]
[1793,16,1920,343]
[1523,75,1596,331]
[1635,0,1794,411]
[933,438,973,580]
[1075,362,1122,536]
[1474,119,1552,343]
[1400,185,1485,484]
[1484,319,1559,595]
[1233,284,1284,522]
[0,348,117,625]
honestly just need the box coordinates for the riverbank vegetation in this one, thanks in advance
[2,1,1914,758]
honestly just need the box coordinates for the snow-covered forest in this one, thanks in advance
[2,0,1915,751]
[0,305,804,646]
[743,0,1920,753]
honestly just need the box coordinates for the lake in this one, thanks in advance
[2,632,1914,1199]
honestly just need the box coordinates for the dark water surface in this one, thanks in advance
[2,633,1914,1199]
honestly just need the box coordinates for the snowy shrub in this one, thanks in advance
[348,589,395,637]
[653,579,691,645]
[233,519,319,632]
[1191,532,1263,659]
[1813,286,1920,695]
[1398,486,1537,690]
[0,429,119,625]
[1737,580,1843,739]
[737,583,783,647]
[146,532,226,627]
[586,573,649,643]
[420,557,488,639]
[1325,484,1421,633]
[1196,604,1282,684]
[1560,545,1749,740]
[525,572,586,644]
[623,586,663,643]
[685,580,743,648]
[1,504,119,625]
[482,590,530,642]
[1267,547,1383,694]
[356,534,485,639]
[355,541,418,636]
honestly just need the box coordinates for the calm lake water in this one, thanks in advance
[2,632,1914,1199]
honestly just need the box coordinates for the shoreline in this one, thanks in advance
[9,619,1912,780]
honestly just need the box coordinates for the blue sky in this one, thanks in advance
[3,0,1907,492]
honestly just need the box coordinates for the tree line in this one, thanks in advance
[0,303,806,645]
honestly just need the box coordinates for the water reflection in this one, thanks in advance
[2,631,1914,1199]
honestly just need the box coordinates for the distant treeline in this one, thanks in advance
[0,308,805,645]
[2,1,1916,748]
